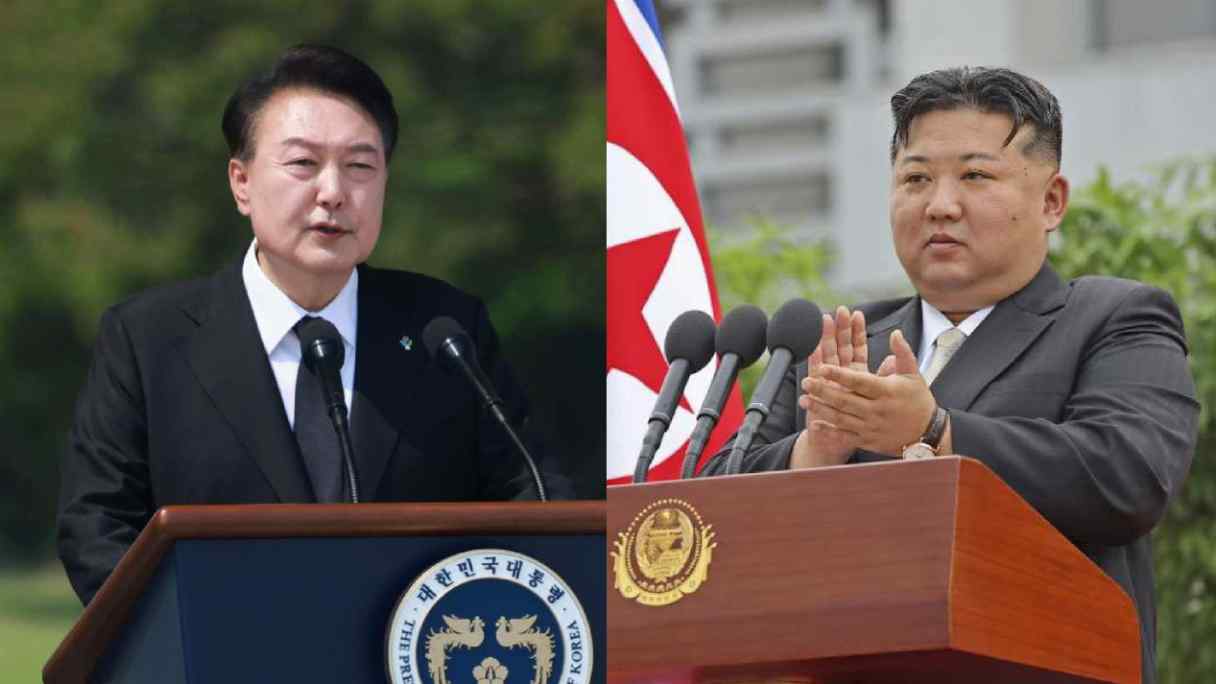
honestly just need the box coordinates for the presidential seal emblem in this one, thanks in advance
[386,549,593,684]
[612,498,715,606]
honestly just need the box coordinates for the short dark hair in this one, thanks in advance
[889,66,1061,166]
[222,44,399,162]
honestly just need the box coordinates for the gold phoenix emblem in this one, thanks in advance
[425,614,555,684]
[495,616,555,684]
[612,498,716,606]
[425,616,485,684]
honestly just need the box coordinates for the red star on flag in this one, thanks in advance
[606,228,680,398]
[606,0,743,482]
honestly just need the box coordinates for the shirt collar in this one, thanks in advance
[241,240,359,354]
[918,299,993,361]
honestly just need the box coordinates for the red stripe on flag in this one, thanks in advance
[606,1,721,315]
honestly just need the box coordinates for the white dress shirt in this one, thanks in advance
[917,300,993,375]
[241,241,358,427]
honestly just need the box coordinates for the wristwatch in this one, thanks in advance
[901,406,948,460]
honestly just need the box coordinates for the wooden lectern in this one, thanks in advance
[607,457,1139,684]
[45,501,605,684]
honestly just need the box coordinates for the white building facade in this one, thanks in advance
[662,0,1216,294]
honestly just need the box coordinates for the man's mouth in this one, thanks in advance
[927,233,961,246]
[310,223,347,236]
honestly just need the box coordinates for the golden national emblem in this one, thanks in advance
[612,498,715,607]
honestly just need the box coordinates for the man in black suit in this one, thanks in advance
[701,67,1197,684]
[58,45,566,606]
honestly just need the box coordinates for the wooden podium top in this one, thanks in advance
[607,458,1138,684]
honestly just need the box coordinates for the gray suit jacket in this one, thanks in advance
[701,263,1199,684]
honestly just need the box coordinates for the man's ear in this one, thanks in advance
[228,158,252,217]
[1043,172,1070,233]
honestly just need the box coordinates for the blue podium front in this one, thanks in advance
[46,502,605,684]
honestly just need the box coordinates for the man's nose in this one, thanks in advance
[315,164,345,210]
[925,180,962,223]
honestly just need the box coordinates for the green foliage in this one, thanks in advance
[1051,159,1216,683]
[0,0,604,561]
[709,218,838,396]
[710,218,838,313]
[0,565,80,682]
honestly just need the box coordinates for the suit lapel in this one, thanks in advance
[184,263,315,502]
[350,266,421,499]
[930,263,1068,410]
[866,299,921,373]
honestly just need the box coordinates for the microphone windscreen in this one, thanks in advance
[296,317,345,368]
[767,298,823,359]
[664,310,717,372]
[422,316,470,361]
[716,305,768,367]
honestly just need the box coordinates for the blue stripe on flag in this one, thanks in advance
[631,0,666,50]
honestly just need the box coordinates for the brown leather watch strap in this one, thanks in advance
[921,406,949,449]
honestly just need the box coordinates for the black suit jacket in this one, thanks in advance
[701,264,1199,684]
[58,261,567,605]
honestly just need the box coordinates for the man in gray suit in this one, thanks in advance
[701,67,1198,684]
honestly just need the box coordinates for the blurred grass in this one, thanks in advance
[0,564,80,682]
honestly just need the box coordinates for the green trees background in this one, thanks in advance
[0,0,605,564]
[1052,159,1216,683]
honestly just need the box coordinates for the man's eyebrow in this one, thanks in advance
[960,152,1001,162]
[898,152,1001,165]
[346,142,381,155]
[278,137,381,155]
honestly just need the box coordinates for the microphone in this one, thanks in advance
[723,299,822,475]
[679,305,768,479]
[297,317,361,503]
[631,310,717,483]
[422,316,549,502]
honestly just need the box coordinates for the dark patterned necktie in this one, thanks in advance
[293,316,344,502]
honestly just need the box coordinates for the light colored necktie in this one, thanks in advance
[923,327,966,385]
